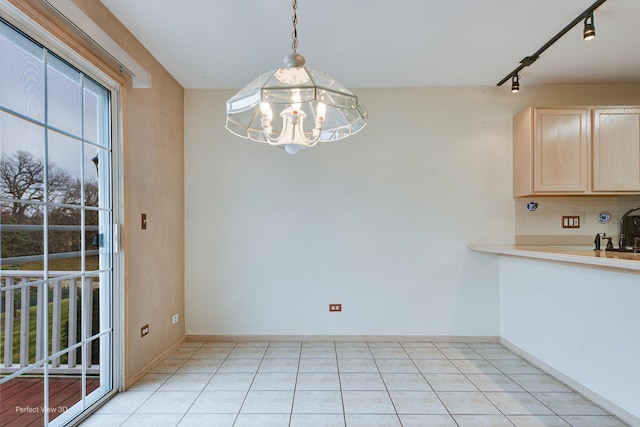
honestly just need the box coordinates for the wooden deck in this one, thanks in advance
[0,376,99,426]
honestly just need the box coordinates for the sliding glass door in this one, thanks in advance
[0,18,115,426]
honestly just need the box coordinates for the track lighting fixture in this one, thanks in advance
[583,13,596,40]
[497,0,607,91]
[511,75,520,93]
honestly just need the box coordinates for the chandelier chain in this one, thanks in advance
[291,0,298,52]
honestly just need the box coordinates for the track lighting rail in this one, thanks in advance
[497,0,608,87]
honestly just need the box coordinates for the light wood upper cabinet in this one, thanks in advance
[514,107,589,197]
[534,108,589,193]
[513,106,640,197]
[592,108,640,192]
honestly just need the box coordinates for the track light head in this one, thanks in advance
[583,13,596,40]
[511,74,520,93]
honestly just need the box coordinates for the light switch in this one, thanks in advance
[141,213,147,230]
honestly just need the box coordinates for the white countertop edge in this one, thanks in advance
[468,244,640,273]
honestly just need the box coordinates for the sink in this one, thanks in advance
[605,247,638,253]
[549,245,593,250]
[548,245,639,253]
[543,244,639,252]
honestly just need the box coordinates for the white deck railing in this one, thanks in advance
[1,271,99,374]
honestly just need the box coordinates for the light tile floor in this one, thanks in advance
[80,341,630,427]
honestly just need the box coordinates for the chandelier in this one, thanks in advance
[225,0,367,155]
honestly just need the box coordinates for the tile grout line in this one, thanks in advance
[118,343,197,426]
[286,340,303,427]
[181,340,232,427]
[390,341,415,427]
[232,341,268,427]
[337,341,348,423]
[324,341,348,427]
[170,341,205,427]
[482,353,579,423]
[362,341,399,422]
[332,341,348,427]
[453,344,517,426]
[402,341,462,427]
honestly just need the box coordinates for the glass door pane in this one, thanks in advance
[1,19,114,426]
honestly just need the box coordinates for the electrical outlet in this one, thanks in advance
[329,304,342,312]
[172,314,179,325]
[141,324,149,337]
[562,215,580,228]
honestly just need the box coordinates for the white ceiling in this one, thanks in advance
[100,0,640,90]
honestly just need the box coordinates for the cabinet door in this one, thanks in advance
[592,108,640,192]
[534,108,589,193]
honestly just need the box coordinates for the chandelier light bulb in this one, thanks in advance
[284,144,303,155]
[260,102,273,120]
[291,89,302,112]
[316,102,326,122]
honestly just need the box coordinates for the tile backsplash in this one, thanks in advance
[515,196,640,245]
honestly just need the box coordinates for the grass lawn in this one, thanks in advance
[2,256,100,272]
[0,298,73,364]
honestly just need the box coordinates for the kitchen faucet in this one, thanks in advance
[593,232,606,251]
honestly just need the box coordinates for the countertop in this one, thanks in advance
[468,244,640,272]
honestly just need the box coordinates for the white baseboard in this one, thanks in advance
[185,334,500,343]
[500,337,639,427]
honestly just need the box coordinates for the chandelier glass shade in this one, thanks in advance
[225,1,367,154]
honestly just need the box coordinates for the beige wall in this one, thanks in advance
[515,195,640,244]
[69,1,185,387]
[185,84,640,338]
